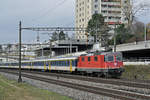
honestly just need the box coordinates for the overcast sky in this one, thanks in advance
[0,0,75,44]
[0,0,150,44]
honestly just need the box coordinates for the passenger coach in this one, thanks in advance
[0,52,124,77]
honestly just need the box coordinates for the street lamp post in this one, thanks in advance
[18,21,22,83]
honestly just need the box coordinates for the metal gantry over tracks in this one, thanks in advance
[18,21,95,83]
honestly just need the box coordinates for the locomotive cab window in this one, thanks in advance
[82,57,85,62]
[116,55,122,61]
[94,56,98,61]
[105,55,114,62]
[108,56,114,61]
[88,57,91,62]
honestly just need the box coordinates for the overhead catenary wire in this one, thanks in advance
[31,0,69,22]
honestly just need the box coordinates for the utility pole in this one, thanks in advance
[42,47,44,57]
[56,27,60,44]
[70,38,72,54]
[145,24,147,47]
[96,23,98,43]
[114,32,116,52]
[114,23,117,52]
[37,31,40,42]
[18,21,22,83]
[49,39,52,58]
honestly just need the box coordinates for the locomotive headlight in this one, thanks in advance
[114,62,117,66]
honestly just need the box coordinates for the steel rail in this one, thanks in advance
[20,70,150,89]
[0,70,150,100]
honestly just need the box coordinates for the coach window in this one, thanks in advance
[61,61,63,66]
[54,61,56,66]
[72,60,75,66]
[88,57,91,62]
[82,57,85,62]
[94,56,98,61]
[57,61,59,66]
[66,61,70,66]
[59,61,61,66]
[56,61,58,66]
[53,61,55,66]
[62,61,64,66]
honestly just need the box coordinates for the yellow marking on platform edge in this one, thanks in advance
[70,60,72,72]
[49,62,51,71]
[44,62,47,71]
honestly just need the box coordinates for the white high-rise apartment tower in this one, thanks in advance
[75,0,128,40]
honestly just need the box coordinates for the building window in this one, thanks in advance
[124,0,127,3]
[82,7,84,10]
[82,36,84,39]
[87,5,89,9]
[76,4,78,7]
[76,20,78,23]
[95,10,98,14]
[108,17,112,19]
[95,5,98,8]
[95,0,98,2]
[102,10,107,13]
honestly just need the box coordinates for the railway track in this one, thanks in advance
[0,69,150,100]
[0,69,150,89]
[15,69,150,89]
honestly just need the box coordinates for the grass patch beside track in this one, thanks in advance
[121,65,150,80]
[0,75,72,100]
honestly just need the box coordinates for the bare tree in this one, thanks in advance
[0,45,2,51]
[122,0,150,27]
[97,23,111,50]
[7,44,12,53]
[146,23,150,40]
[130,21,145,42]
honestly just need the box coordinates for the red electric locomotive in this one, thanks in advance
[77,52,124,77]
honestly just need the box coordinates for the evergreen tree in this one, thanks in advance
[51,32,58,42]
[59,31,66,40]
[86,13,110,49]
[109,24,134,45]
[86,14,105,37]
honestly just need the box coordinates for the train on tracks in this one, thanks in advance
[0,52,124,77]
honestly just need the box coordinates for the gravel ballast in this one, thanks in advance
[0,72,118,100]
[23,72,150,96]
